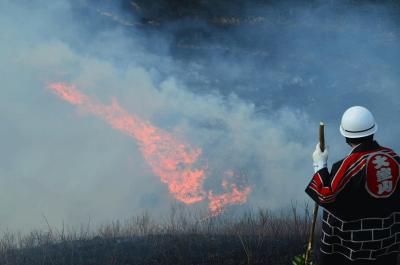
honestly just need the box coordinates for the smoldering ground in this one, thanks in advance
[0,0,400,232]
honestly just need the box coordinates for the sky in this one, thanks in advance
[1,0,400,232]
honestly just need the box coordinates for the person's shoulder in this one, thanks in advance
[332,159,344,168]
[380,146,397,153]
[331,159,345,173]
[332,152,361,166]
[378,146,399,159]
[331,152,366,172]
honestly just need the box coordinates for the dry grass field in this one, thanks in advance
[0,204,318,265]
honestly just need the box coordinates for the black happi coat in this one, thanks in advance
[305,141,400,264]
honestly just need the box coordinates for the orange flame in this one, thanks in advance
[48,82,251,213]
[208,180,252,215]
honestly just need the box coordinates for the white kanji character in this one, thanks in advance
[378,180,393,194]
[372,156,389,169]
[376,167,392,182]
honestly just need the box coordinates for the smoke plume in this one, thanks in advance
[1,0,399,231]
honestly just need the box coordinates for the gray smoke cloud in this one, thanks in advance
[0,0,399,232]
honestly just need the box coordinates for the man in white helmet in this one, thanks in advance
[305,106,400,265]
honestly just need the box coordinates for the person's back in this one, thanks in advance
[305,106,400,265]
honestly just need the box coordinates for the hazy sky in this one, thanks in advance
[1,0,400,232]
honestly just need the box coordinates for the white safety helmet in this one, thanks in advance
[340,106,377,138]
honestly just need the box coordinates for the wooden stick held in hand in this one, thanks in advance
[305,122,325,264]
[319,122,325,153]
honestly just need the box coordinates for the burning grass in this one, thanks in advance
[47,82,252,215]
[0,204,319,265]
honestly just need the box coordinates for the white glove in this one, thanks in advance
[312,143,328,172]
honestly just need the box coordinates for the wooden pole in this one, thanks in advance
[304,122,325,264]
[319,122,325,153]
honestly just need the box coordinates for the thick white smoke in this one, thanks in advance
[1,0,399,232]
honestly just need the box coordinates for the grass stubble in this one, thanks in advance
[0,203,320,265]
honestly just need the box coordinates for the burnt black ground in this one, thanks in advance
[0,234,307,265]
[0,205,317,265]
